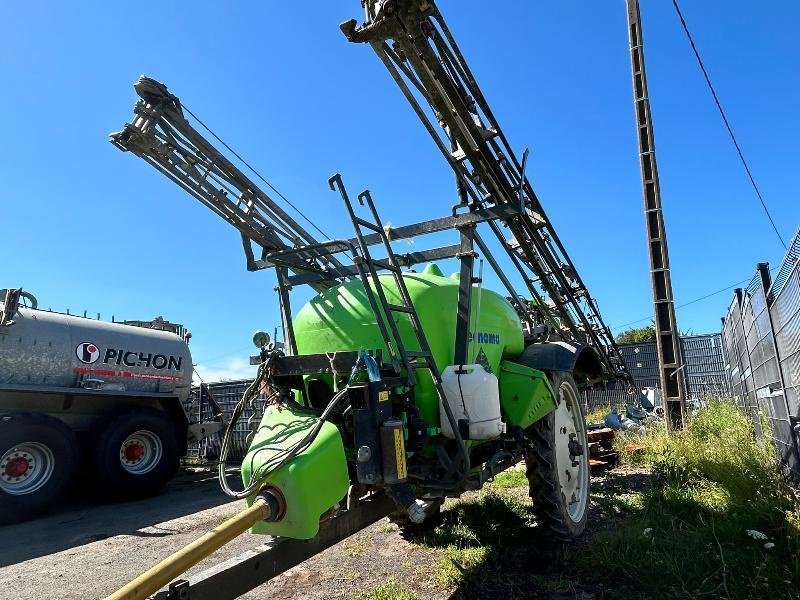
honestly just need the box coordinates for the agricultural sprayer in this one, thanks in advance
[107,1,632,598]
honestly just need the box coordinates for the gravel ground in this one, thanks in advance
[0,468,445,600]
[0,464,641,599]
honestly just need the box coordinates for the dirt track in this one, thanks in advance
[0,468,447,600]
[0,465,636,599]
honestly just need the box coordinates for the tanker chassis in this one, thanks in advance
[0,288,222,524]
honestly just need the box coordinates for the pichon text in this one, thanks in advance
[103,348,183,371]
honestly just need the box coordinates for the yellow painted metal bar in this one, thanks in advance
[106,497,270,600]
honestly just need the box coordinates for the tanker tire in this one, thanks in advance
[90,408,178,499]
[525,372,590,542]
[0,412,79,525]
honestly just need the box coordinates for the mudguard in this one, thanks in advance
[513,341,604,380]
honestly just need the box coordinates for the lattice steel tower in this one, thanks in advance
[626,0,687,429]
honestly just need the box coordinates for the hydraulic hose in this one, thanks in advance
[220,352,361,499]
[105,493,278,600]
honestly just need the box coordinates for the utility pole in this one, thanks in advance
[626,0,688,429]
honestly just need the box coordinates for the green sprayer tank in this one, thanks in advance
[242,264,556,539]
[295,264,524,425]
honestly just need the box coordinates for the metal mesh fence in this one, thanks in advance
[585,334,727,413]
[721,228,800,479]
[184,379,256,462]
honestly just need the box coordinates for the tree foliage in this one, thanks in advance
[615,325,656,344]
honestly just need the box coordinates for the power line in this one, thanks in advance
[612,265,780,331]
[671,0,787,249]
[181,103,333,242]
[612,277,746,331]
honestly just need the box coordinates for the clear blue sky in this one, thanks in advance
[3,1,797,381]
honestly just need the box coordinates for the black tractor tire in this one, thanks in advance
[0,412,79,525]
[525,372,590,541]
[90,408,179,499]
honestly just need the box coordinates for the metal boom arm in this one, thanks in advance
[341,1,631,381]
[111,76,343,291]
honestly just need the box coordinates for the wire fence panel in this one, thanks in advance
[184,379,256,462]
[721,228,800,479]
[768,234,800,477]
[585,334,726,413]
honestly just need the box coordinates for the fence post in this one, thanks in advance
[759,262,800,474]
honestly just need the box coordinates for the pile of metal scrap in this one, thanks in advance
[603,389,664,432]
[587,426,618,469]
[585,389,665,468]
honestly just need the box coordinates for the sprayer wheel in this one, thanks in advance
[0,412,79,525]
[90,408,179,499]
[525,371,590,541]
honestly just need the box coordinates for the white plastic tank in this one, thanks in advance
[440,364,505,440]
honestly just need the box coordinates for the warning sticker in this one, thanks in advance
[393,428,407,480]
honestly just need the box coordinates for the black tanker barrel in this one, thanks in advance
[0,307,193,401]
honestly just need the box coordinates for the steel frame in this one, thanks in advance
[112,68,631,383]
[340,0,631,382]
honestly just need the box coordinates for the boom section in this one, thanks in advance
[341,0,630,381]
[110,77,343,291]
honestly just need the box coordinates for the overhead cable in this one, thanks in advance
[181,104,332,242]
[672,0,786,249]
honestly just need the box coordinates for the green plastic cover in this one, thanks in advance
[498,360,556,429]
[241,404,349,539]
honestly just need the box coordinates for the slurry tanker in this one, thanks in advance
[106,1,633,597]
[0,289,221,524]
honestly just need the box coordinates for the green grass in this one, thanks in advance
[586,404,614,425]
[410,490,550,596]
[391,399,799,598]
[375,520,397,534]
[488,467,527,489]
[435,545,490,588]
[574,399,800,599]
[354,577,415,600]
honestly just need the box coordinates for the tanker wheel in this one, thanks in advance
[0,412,79,525]
[525,372,590,541]
[90,408,179,499]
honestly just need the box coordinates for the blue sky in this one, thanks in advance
[3,1,797,381]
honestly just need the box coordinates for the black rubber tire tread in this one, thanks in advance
[90,407,179,499]
[0,412,79,525]
[524,372,589,541]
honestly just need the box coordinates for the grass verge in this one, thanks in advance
[402,399,799,599]
[574,399,800,598]
[354,577,415,600]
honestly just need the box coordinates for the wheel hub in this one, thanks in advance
[119,430,163,475]
[552,381,590,523]
[0,442,55,495]
[4,455,32,480]
[568,439,584,457]
[123,442,144,464]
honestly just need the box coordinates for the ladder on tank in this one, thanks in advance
[328,174,470,479]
